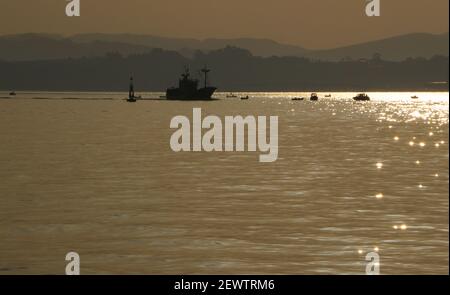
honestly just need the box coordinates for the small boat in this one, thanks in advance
[241,96,249,100]
[292,97,305,101]
[226,93,237,98]
[353,93,370,101]
[325,94,332,98]
[411,95,419,99]
[9,91,16,96]
[310,93,319,101]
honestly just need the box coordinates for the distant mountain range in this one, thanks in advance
[309,32,449,61]
[71,33,309,58]
[0,32,448,62]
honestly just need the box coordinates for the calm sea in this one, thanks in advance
[0,91,448,274]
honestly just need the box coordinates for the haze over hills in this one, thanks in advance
[0,32,448,62]
[0,34,151,61]
[0,33,308,61]
[308,32,450,61]
[71,33,309,58]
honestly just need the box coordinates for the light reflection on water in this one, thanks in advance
[0,91,448,274]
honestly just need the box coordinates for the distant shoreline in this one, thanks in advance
[1,88,448,93]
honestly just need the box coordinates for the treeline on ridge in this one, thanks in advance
[0,47,448,91]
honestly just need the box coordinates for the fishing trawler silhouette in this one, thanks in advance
[166,66,217,100]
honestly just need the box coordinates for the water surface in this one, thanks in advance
[0,91,448,274]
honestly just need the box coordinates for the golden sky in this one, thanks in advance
[0,0,448,49]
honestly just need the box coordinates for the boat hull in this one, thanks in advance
[353,96,370,101]
[166,87,217,100]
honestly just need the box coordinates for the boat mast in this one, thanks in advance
[182,66,190,80]
[201,66,210,88]
[129,76,135,99]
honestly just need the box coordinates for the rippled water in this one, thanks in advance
[0,91,448,274]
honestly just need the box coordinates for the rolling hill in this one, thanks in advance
[0,32,448,62]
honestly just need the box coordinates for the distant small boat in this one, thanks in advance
[241,96,249,100]
[310,93,319,101]
[9,91,16,96]
[353,93,370,101]
[411,95,419,99]
[325,94,332,98]
[226,93,237,98]
[292,97,305,101]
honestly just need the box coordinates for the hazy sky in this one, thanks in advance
[0,0,448,49]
